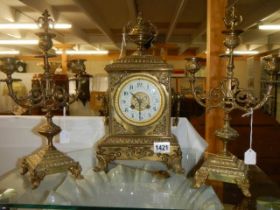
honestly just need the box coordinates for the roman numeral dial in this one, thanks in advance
[114,74,165,126]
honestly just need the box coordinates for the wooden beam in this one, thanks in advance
[73,0,120,49]
[165,0,188,43]
[241,30,272,44]
[236,3,280,53]
[179,21,206,55]
[19,0,58,21]
[15,46,39,55]
[0,1,16,22]
[205,0,227,153]
[0,2,27,44]
[248,44,280,53]
[19,0,92,46]
[54,43,75,49]
[0,32,39,55]
[239,0,280,30]
[239,30,280,54]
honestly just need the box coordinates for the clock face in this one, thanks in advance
[16,62,26,73]
[18,65,24,72]
[114,75,165,127]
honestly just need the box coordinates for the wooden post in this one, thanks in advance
[205,0,227,153]
[61,51,68,74]
[160,47,168,61]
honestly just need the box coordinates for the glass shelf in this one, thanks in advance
[218,166,280,210]
[0,149,222,210]
[1,150,280,210]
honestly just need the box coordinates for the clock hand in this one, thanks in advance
[130,92,139,101]
[130,92,143,120]
[130,92,141,107]
[138,98,142,120]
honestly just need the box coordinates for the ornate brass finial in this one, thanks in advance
[224,5,242,30]
[37,10,54,33]
[223,5,243,51]
[126,12,157,54]
[37,10,55,52]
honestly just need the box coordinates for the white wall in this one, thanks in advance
[24,60,44,73]
[85,60,111,76]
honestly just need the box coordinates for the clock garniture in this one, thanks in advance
[95,13,183,173]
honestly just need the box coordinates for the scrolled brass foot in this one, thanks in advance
[69,163,84,179]
[30,170,46,189]
[94,154,109,172]
[173,162,185,174]
[193,168,208,188]
[169,159,184,174]
[236,178,251,197]
[161,148,184,173]
[20,159,28,175]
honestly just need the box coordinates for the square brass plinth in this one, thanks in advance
[194,153,251,197]
[94,135,184,174]
[21,145,83,189]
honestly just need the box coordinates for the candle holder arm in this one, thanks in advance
[4,76,44,109]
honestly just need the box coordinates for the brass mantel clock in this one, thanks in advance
[95,14,183,173]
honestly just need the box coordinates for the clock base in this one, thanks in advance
[94,135,184,174]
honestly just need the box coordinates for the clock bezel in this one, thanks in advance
[16,61,26,73]
[114,73,166,127]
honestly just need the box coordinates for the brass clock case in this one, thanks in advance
[94,54,184,174]
[94,13,183,174]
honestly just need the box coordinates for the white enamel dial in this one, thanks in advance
[115,75,165,126]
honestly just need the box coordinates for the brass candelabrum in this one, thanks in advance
[0,10,86,188]
[186,6,279,197]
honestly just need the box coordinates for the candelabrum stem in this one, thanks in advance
[222,112,231,154]
[223,141,228,154]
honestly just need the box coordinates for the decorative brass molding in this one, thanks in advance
[194,153,250,197]
[112,118,128,135]
[95,136,183,174]
[21,145,82,188]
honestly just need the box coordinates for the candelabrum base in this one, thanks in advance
[193,152,251,197]
[20,145,83,189]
